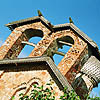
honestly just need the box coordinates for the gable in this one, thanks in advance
[0,56,73,99]
[5,16,99,59]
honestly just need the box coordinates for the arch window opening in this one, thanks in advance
[18,28,43,58]
[18,37,42,58]
[53,36,74,66]
[53,45,71,66]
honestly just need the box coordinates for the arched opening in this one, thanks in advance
[24,28,43,38]
[18,37,42,58]
[53,36,74,65]
[18,29,43,58]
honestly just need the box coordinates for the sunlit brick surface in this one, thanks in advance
[0,68,63,100]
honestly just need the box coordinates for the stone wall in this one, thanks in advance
[0,61,63,100]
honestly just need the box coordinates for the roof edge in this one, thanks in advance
[5,16,40,27]
[69,23,98,49]
[5,16,99,56]
[5,16,54,32]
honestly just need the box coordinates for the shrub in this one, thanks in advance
[11,83,100,100]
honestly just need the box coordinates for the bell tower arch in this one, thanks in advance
[0,15,100,99]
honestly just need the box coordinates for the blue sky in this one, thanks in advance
[0,0,100,97]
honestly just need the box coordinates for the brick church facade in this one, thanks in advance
[0,14,100,99]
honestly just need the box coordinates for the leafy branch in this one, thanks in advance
[11,83,100,100]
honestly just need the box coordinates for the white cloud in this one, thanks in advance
[0,38,4,47]
[18,52,28,58]
[90,90,98,97]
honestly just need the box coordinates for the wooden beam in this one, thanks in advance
[59,41,73,46]
[52,50,65,56]
[21,41,36,47]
